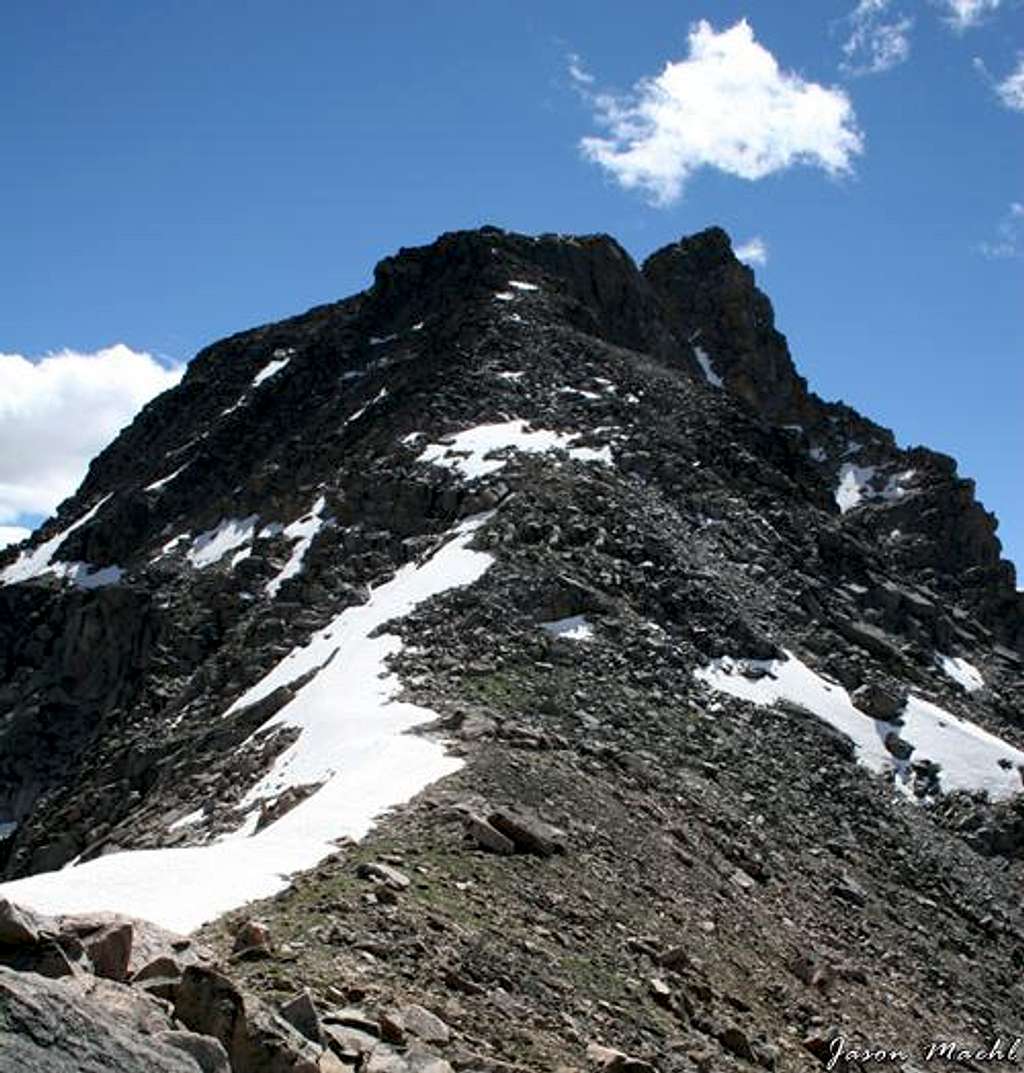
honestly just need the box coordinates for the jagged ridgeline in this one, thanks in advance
[0,227,1022,1071]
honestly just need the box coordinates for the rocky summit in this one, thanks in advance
[0,225,1022,1073]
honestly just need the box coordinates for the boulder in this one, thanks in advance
[851,683,905,721]
[380,1004,451,1046]
[232,919,271,955]
[157,1031,231,1073]
[585,1042,657,1073]
[465,814,515,855]
[280,988,323,1045]
[0,899,47,945]
[81,921,134,981]
[884,731,914,761]
[356,861,412,890]
[173,964,324,1073]
[363,1043,454,1073]
[487,808,567,857]
[0,965,201,1073]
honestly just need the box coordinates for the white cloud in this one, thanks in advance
[567,52,594,87]
[734,236,769,266]
[0,345,183,525]
[841,0,913,75]
[576,19,864,206]
[936,0,1001,30]
[979,201,1024,258]
[996,56,1024,111]
[0,526,31,550]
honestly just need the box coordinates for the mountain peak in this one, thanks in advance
[1,221,1022,1068]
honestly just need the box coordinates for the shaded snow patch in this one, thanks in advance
[693,346,723,388]
[540,615,594,641]
[188,516,259,569]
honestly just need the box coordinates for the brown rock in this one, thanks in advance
[323,1022,379,1061]
[466,814,515,855]
[718,1025,755,1062]
[586,1042,657,1073]
[232,918,271,954]
[884,731,914,761]
[157,1030,231,1073]
[132,955,182,983]
[280,988,323,1045]
[401,1004,450,1044]
[0,899,46,945]
[82,922,134,981]
[488,808,567,857]
[357,861,412,890]
[851,683,905,721]
[173,965,247,1058]
[647,978,672,1008]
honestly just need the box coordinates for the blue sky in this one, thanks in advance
[1,1,1021,569]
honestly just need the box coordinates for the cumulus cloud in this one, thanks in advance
[575,19,864,206]
[996,56,1024,111]
[0,526,31,550]
[936,0,1001,30]
[0,344,183,525]
[734,237,769,266]
[979,201,1024,258]
[840,0,913,75]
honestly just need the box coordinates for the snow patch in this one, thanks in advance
[507,280,539,291]
[1,496,112,586]
[696,652,1023,800]
[144,465,187,493]
[693,346,723,388]
[52,563,124,589]
[416,419,612,479]
[266,496,329,598]
[369,334,398,346]
[496,371,525,382]
[188,516,259,569]
[879,469,916,502]
[936,654,985,693]
[344,388,388,428]
[493,292,516,302]
[252,357,290,388]
[835,463,877,513]
[836,465,915,513]
[540,615,594,641]
[168,807,206,833]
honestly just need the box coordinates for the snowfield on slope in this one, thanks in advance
[0,495,119,589]
[265,495,330,597]
[187,515,260,569]
[935,653,985,693]
[0,514,494,933]
[696,652,1024,800]
[416,419,612,478]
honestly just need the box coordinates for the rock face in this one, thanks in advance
[0,965,204,1073]
[0,224,1022,1071]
